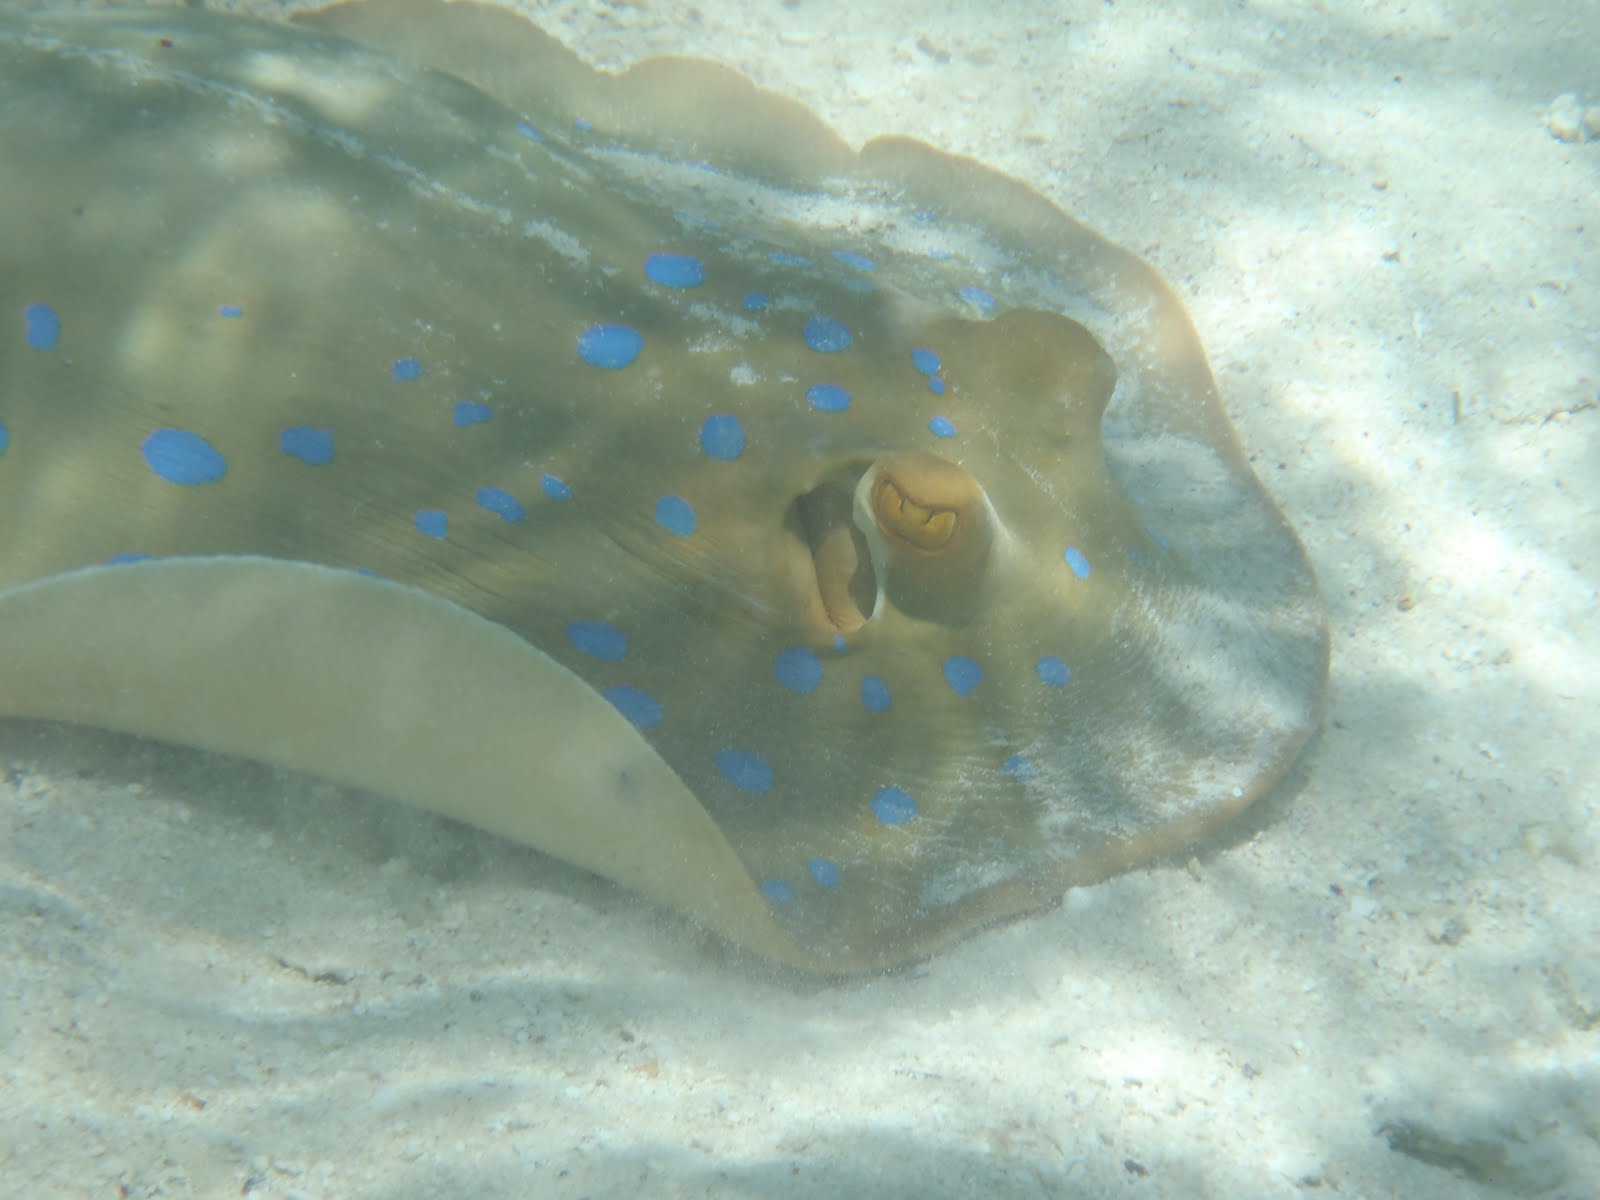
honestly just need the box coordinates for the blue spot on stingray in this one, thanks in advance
[804,314,853,353]
[1036,656,1072,686]
[476,486,525,523]
[761,879,794,903]
[770,250,810,267]
[774,646,823,694]
[414,509,447,539]
[871,786,918,826]
[567,620,628,662]
[1003,753,1036,783]
[542,473,573,500]
[604,685,663,730]
[929,416,957,438]
[107,552,153,565]
[913,210,938,223]
[515,119,544,142]
[942,655,983,696]
[453,401,492,427]
[24,303,61,350]
[573,117,594,132]
[743,291,771,312]
[578,322,643,369]
[1148,525,1172,550]
[833,250,876,272]
[716,748,774,795]
[280,427,334,466]
[0,423,7,455]
[861,676,892,713]
[806,383,852,413]
[1128,546,1143,567]
[655,495,697,536]
[928,378,947,395]
[218,304,243,319]
[1064,546,1092,579]
[645,252,706,288]
[912,347,941,376]
[674,211,720,232]
[392,357,423,381]
[958,285,997,313]
[699,413,746,460]
[141,429,226,486]
[808,858,841,888]
[832,634,849,653]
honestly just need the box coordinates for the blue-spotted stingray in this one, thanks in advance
[0,0,1329,973]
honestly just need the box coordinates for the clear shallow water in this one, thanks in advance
[1,1,1595,1195]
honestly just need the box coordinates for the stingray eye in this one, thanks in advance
[858,453,993,627]
[873,475,958,551]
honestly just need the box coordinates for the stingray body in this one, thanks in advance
[0,0,1328,972]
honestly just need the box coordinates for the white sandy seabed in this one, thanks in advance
[3,1,1597,1196]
